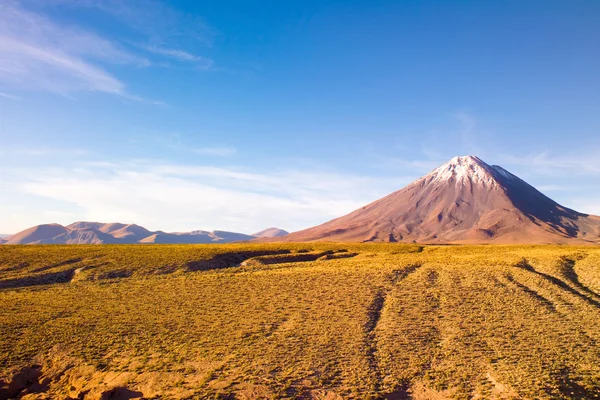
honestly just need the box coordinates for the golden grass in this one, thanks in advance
[0,244,599,399]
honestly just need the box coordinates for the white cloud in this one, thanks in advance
[41,0,216,45]
[0,1,212,98]
[560,198,600,216]
[0,37,124,94]
[0,1,143,95]
[498,151,600,176]
[142,45,213,68]
[536,185,567,192]
[160,133,236,157]
[0,146,88,157]
[0,91,20,100]
[3,148,600,234]
[5,160,406,234]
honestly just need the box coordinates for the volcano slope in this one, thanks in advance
[280,156,600,244]
[1,244,599,399]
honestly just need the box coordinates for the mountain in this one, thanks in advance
[42,227,119,245]
[139,230,256,244]
[2,223,260,245]
[212,230,260,242]
[252,227,289,238]
[3,224,69,245]
[108,224,152,241]
[66,221,107,231]
[97,223,128,234]
[280,156,600,244]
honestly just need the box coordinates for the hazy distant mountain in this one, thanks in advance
[98,223,128,234]
[4,224,69,245]
[139,231,213,244]
[252,227,289,238]
[109,224,152,241]
[1,222,264,245]
[278,156,600,244]
[139,230,256,244]
[42,227,118,245]
[66,222,107,231]
[213,230,261,242]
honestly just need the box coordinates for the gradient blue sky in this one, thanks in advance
[1,0,600,234]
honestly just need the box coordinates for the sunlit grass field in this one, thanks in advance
[0,244,599,399]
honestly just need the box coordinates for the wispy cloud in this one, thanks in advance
[0,36,125,94]
[159,133,236,157]
[536,184,567,192]
[0,1,141,95]
[498,151,600,176]
[0,91,21,100]
[0,1,214,98]
[142,45,213,68]
[190,147,237,157]
[6,159,404,233]
[0,146,88,157]
[43,0,216,46]
[563,198,600,216]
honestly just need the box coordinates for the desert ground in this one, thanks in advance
[0,244,599,399]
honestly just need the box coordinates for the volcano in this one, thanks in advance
[281,156,600,244]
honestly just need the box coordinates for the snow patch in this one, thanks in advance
[419,156,513,188]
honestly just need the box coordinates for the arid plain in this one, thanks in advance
[1,243,599,399]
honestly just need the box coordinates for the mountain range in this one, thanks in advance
[277,156,600,244]
[0,223,288,245]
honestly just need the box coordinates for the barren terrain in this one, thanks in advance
[0,244,599,399]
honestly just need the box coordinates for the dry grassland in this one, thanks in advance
[0,244,599,399]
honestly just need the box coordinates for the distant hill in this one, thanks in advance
[139,230,256,244]
[278,156,600,244]
[4,224,69,245]
[42,227,118,245]
[66,222,107,231]
[1,222,285,245]
[252,227,289,238]
[109,224,152,241]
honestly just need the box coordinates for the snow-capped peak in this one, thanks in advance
[421,156,513,187]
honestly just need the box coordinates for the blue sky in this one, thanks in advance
[1,0,600,234]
